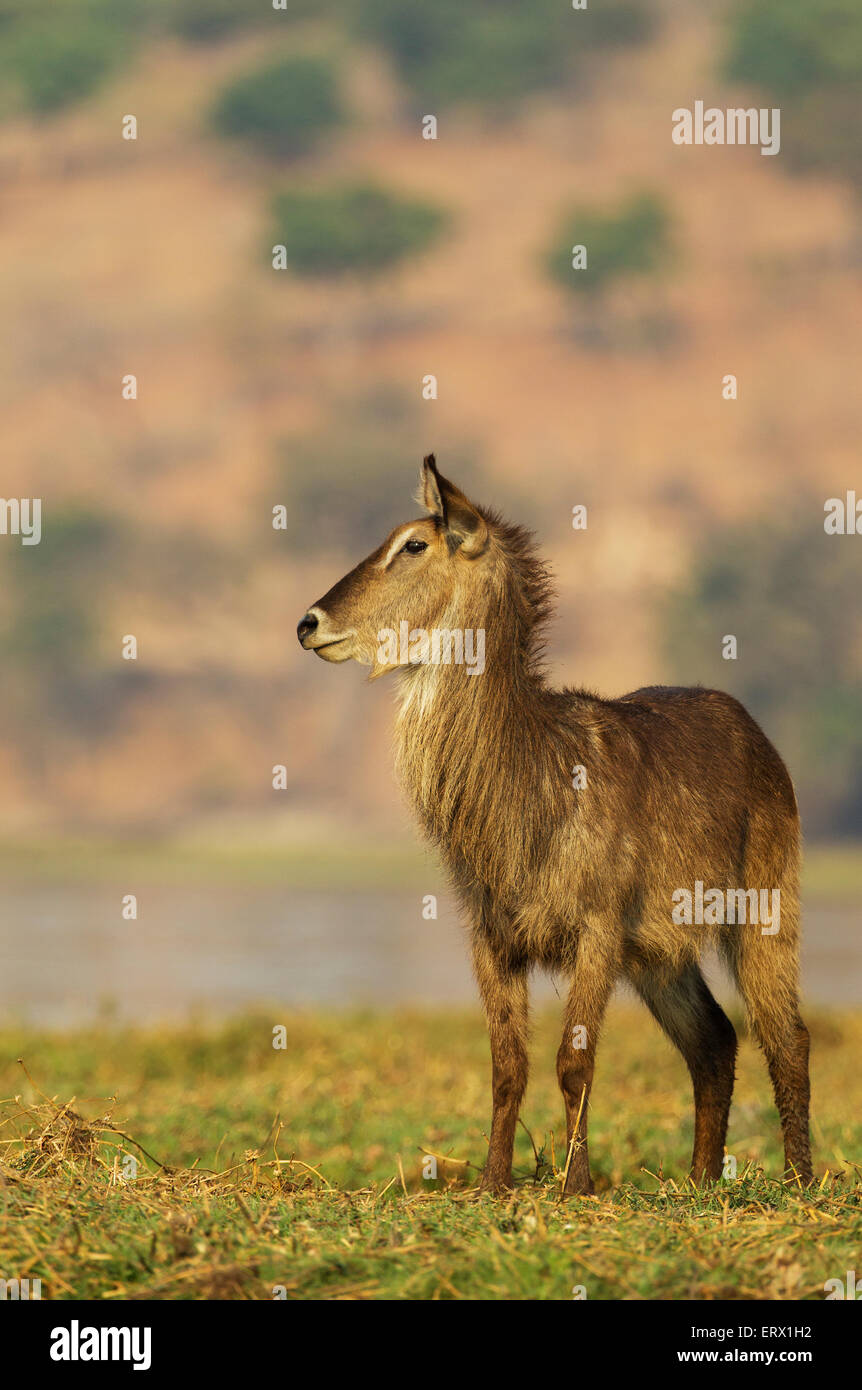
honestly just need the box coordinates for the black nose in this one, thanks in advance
[297,612,318,643]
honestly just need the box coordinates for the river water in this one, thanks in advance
[0,884,858,1026]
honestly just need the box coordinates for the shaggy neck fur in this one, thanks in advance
[394,514,576,902]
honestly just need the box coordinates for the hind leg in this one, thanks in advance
[763,1014,811,1183]
[725,930,812,1184]
[629,961,737,1182]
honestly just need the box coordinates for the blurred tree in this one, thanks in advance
[0,0,25,27]
[546,191,671,297]
[212,56,343,160]
[3,509,110,658]
[167,0,310,42]
[0,508,119,747]
[274,390,480,553]
[0,506,242,763]
[270,182,448,276]
[725,0,862,189]
[0,9,132,115]
[544,191,672,346]
[0,0,295,61]
[662,514,862,838]
[354,0,652,107]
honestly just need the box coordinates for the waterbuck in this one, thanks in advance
[297,457,812,1195]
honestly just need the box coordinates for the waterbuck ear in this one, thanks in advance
[418,453,446,521]
[418,454,488,556]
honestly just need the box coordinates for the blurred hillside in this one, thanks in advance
[0,0,860,845]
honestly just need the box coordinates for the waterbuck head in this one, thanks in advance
[297,455,490,679]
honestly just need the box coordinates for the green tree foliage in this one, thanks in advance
[212,56,343,159]
[0,508,121,742]
[545,192,670,297]
[167,0,294,43]
[663,514,862,837]
[0,8,132,115]
[354,0,652,107]
[2,509,111,664]
[271,182,448,276]
[0,506,237,750]
[275,392,479,553]
[725,0,862,188]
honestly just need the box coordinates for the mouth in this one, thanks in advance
[306,635,354,662]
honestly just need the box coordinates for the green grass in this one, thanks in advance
[799,844,862,902]
[0,1006,859,1299]
[0,836,857,897]
[0,833,431,888]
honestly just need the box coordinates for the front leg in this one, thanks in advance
[472,935,529,1195]
[556,924,619,1196]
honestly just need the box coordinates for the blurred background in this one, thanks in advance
[0,0,859,1024]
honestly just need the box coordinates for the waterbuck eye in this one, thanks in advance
[401,539,428,555]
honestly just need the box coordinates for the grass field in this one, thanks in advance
[0,1004,859,1300]
[0,837,859,897]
